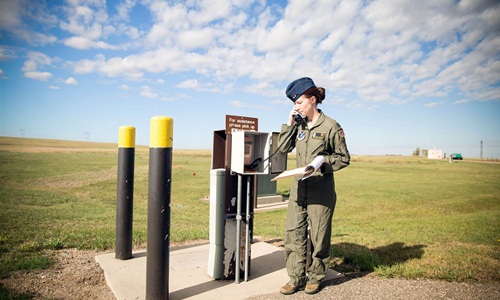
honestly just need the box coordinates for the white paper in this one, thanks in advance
[272,156,324,181]
[301,156,325,180]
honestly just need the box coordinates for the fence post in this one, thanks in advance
[115,126,135,260]
[146,116,173,300]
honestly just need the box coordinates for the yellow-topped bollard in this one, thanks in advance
[149,116,173,148]
[118,126,136,148]
[116,126,136,260]
[146,116,173,300]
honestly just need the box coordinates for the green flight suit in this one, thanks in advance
[279,110,350,286]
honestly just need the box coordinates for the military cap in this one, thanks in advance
[285,77,316,102]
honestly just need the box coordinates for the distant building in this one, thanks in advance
[428,149,443,159]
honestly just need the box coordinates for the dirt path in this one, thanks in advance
[1,249,115,300]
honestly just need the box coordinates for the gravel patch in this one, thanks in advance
[249,275,500,300]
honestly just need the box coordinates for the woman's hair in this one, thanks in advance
[303,86,326,104]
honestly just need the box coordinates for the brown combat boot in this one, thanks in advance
[304,281,321,294]
[279,282,304,295]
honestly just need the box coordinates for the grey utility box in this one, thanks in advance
[207,168,225,279]
[230,131,286,175]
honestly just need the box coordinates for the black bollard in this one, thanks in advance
[115,126,135,260]
[146,116,173,300]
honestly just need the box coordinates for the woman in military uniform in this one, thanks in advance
[278,77,350,295]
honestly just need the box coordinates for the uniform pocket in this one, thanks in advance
[309,139,326,157]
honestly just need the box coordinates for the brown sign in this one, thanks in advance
[225,115,258,134]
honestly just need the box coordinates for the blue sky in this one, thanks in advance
[1,0,499,158]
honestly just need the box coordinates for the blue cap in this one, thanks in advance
[286,77,316,102]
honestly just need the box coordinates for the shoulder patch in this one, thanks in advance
[297,131,306,140]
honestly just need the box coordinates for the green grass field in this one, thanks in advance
[0,137,499,284]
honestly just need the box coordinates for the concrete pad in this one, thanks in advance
[256,195,283,205]
[96,241,343,300]
[254,201,288,212]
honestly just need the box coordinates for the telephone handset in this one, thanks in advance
[293,114,308,126]
[244,136,253,165]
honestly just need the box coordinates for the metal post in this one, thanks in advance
[235,174,242,284]
[116,126,135,260]
[306,226,312,272]
[244,176,250,281]
[146,116,173,300]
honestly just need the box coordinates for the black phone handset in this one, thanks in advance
[248,113,308,171]
[293,114,308,126]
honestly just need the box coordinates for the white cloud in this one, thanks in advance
[0,0,57,45]
[49,85,60,90]
[14,29,57,46]
[22,51,52,72]
[0,0,23,29]
[65,77,78,85]
[64,36,117,50]
[187,0,234,26]
[177,78,232,93]
[70,54,103,74]
[453,99,471,105]
[0,47,16,61]
[177,79,200,89]
[243,81,281,97]
[37,0,500,104]
[22,51,53,81]
[126,27,140,39]
[140,85,157,98]
[424,102,442,108]
[229,100,268,109]
[178,28,214,49]
[71,54,143,79]
[25,71,52,81]
[59,0,113,40]
[115,0,137,21]
[160,97,177,101]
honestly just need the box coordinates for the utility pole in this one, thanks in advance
[480,140,483,159]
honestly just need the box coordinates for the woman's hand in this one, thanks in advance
[287,109,298,126]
